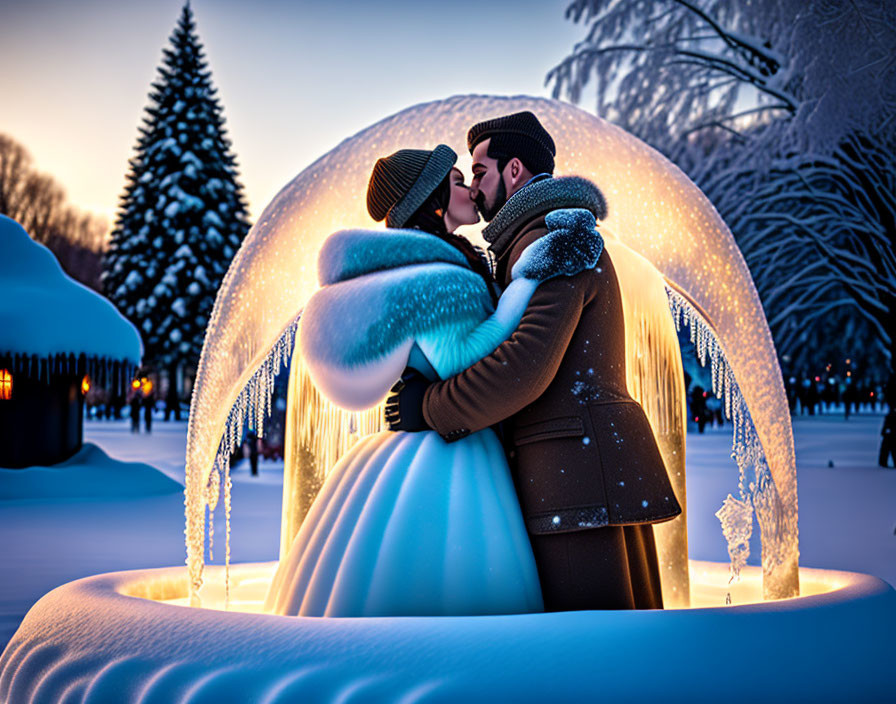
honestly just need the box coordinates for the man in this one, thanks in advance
[880,408,895,468]
[386,111,681,610]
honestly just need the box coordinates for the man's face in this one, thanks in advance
[469,138,507,222]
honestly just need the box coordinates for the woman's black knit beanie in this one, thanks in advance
[366,145,457,228]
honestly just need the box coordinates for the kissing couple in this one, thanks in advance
[265,112,681,617]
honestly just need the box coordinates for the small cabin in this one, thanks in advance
[0,215,141,468]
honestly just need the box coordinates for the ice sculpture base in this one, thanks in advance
[2,561,892,702]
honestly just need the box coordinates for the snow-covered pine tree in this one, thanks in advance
[103,2,250,392]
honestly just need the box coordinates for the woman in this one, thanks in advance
[265,145,602,617]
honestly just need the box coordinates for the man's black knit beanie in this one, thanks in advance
[467,111,556,175]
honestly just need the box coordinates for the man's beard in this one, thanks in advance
[474,177,507,222]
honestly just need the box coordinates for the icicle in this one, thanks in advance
[257,375,266,436]
[665,286,788,585]
[187,453,207,607]
[187,319,300,607]
[224,462,232,610]
[715,493,753,583]
[205,464,220,511]
[208,502,214,561]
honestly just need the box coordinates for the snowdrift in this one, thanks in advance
[0,443,182,501]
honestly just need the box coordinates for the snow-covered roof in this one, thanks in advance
[0,215,142,363]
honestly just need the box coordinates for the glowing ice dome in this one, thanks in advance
[184,95,797,604]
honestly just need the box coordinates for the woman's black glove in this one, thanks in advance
[384,368,432,432]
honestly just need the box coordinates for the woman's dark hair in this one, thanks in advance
[404,175,496,303]
[405,177,451,237]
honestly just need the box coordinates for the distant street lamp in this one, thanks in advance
[0,369,11,400]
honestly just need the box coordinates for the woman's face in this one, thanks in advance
[443,168,480,232]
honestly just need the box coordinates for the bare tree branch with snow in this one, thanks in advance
[549,0,896,384]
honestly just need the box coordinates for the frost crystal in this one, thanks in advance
[715,494,753,582]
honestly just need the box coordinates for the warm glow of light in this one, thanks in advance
[81,375,91,394]
[0,369,11,400]
[609,238,689,606]
[141,378,153,396]
[280,354,385,561]
[146,561,843,613]
[132,379,142,390]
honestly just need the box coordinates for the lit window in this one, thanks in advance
[0,369,11,400]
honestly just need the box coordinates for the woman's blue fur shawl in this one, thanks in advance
[302,212,602,371]
[306,232,493,369]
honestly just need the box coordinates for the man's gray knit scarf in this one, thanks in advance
[482,176,608,258]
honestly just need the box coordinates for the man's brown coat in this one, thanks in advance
[422,176,681,534]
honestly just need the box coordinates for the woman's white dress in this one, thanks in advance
[265,415,543,616]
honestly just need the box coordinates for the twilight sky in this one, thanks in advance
[0,0,582,224]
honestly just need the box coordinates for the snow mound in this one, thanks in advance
[0,215,141,362]
[0,561,892,703]
[0,443,182,501]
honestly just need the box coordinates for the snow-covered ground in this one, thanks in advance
[0,418,284,651]
[0,412,893,652]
